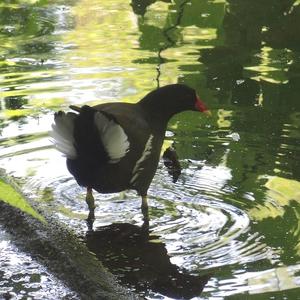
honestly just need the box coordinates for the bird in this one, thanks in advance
[50,84,210,228]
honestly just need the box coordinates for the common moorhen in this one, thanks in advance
[51,84,209,226]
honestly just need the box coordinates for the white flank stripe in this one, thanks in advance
[130,134,154,184]
[94,112,130,163]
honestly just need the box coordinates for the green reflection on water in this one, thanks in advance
[0,0,300,299]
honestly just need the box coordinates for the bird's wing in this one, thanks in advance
[51,107,129,163]
[94,110,130,163]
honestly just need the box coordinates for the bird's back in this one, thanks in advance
[51,102,166,195]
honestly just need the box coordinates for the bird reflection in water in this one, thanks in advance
[162,145,182,183]
[85,223,210,299]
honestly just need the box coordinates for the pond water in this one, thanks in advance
[1,0,300,299]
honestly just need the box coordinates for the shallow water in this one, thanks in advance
[1,0,300,299]
[0,228,79,299]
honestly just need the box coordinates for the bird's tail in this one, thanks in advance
[50,111,77,159]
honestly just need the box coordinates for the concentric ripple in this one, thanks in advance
[145,163,271,273]
[23,150,272,276]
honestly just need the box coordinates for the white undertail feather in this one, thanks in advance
[130,134,154,184]
[94,111,130,163]
[50,112,77,159]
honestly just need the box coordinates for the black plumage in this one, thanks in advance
[51,84,209,227]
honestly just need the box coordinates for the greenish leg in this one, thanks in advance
[86,187,95,231]
[119,191,127,200]
[141,195,148,210]
[141,195,149,228]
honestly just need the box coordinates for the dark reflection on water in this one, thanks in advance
[163,145,182,183]
[1,0,300,299]
[85,223,210,299]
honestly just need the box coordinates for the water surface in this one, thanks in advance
[1,0,300,299]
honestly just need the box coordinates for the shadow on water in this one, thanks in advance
[85,222,210,299]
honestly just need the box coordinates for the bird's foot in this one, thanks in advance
[86,211,95,232]
[142,216,149,232]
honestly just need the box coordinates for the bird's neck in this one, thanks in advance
[138,98,179,125]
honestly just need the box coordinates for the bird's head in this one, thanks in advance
[139,84,211,119]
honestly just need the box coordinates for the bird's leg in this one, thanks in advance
[86,187,95,231]
[141,195,149,228]
[119,191,127,200]
[141,194,148,210]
